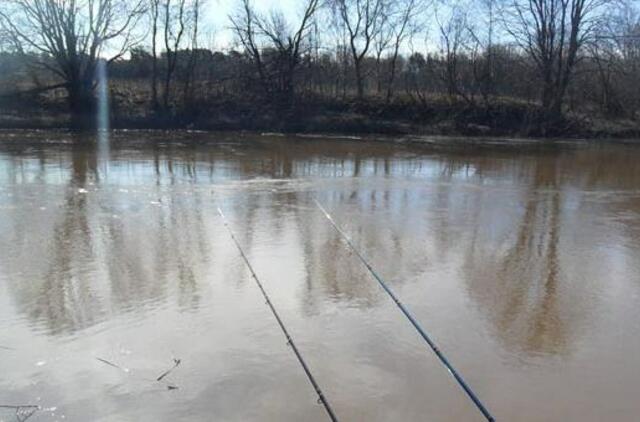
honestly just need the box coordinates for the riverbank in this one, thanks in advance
[2,93,640,140]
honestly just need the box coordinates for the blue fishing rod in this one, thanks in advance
[217,207,339,422]
[313,198,495,422]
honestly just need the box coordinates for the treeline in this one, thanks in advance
[0,0,639,135]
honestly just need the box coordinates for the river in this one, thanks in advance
[0,131,639,421]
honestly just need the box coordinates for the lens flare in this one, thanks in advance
[96,59,110,176]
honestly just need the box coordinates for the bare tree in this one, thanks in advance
[467,0,498,105]
[229,0,265,90]
[503,0,609,118]
[0,0,145,115]
[373,16,393,95]
[150,0,161,109]
[162,0,188,110]
[230,0,321,106]
[183,0,204,107]
[327,15,352,99]
[385,0,423,101]
[332,0,388,99]
[579,3,640,117]
[437,3,471,100]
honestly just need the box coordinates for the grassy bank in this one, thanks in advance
[2,88,640,139]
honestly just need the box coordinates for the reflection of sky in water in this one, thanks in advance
[1,153,456,186]
[0,133,640,421]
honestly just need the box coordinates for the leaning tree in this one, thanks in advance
[0,0,145,115]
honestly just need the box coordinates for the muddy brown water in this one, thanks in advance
[0,131,639,421]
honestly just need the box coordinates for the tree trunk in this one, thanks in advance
[67,77,95,127]
[355,59,364,99]
[151,2,159,110]
[163,56,172,110]
[386,45,401,103]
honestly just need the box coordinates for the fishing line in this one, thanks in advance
[217,207,339,422]
[312,198,495,422]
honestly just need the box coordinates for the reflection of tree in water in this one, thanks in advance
[105,147,209,312]
[3,133,640,341]
[294,191,385,312]
[455,147,640,356]
[31,140,102,334]
[460,155,569,356]
[2,137,215,334]
[209,139,421,313]
[291,184,437,315]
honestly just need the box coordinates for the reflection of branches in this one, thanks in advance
[525,190,562,352]
[498,191,565,354]
[295,187,428,315]
[463,156,570,356]
[33,143,99,334]
[303,193,383,307]
[4,133,640,346]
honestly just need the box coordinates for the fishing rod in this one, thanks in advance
[217,207,339,422]
[312,198,495,422]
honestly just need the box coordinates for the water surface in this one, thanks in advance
[1,131,639,421]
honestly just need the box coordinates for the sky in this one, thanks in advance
[204,0,303,49]
[200,0,456,55]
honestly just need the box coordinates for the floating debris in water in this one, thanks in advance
[77,188,88,194]
[0,404,40,422]
[156,358,181,382]
[96,356,181,390]
[96,357,129,373]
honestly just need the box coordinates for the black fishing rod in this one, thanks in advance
[217,207,339,422]
[312,199,495,422]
